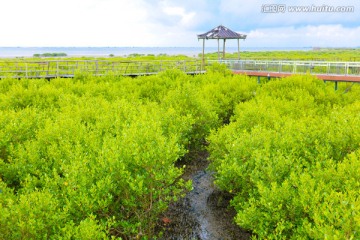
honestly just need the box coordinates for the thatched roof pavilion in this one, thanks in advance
[197,25,247,62]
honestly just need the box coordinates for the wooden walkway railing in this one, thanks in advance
[1,59,359,84]
[213,60,360,83]
[215,60,360,75]
[0,60,204,79]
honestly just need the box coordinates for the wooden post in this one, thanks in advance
[237,39,240,60]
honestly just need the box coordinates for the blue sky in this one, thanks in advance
[1,0,359,48]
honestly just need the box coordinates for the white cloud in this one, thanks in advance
[0,0,155,46]
[162,6,196,27]
[219,0,360,29]
[0,0,359,47]
[245,25,360,48]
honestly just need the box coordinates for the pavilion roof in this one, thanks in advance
[197,25,247,40]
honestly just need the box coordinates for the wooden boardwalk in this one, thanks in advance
[232,70,360,82]
[215,60,360,83]
[0,60,359,85]
[0,60,204,79]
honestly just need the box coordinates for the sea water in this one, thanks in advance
[0,47,311,58]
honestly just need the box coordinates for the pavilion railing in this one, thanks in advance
[209,60,360,76]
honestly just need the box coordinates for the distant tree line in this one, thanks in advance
[33,53,67,57]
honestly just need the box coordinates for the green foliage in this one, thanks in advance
[0,70,253,239]
[204,49,360,61]
[3,67,357,239]
[208,75,360,239]
[206,62,232,76]
[33,53,67,57]
[199,73,257,123]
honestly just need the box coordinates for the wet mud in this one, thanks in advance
[157,152,251,240]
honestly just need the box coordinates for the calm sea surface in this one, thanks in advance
[0,47,311,58]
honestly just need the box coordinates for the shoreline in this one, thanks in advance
[0,46,315,58]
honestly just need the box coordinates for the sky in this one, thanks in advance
[1,0,359,48]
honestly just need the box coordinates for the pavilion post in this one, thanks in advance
[202,38,205,70]
[217,39,220,60]
[223,39,226,59]
[237,39,240,60]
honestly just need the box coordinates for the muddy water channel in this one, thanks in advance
[157,152,251,240]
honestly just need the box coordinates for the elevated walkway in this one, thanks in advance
[1,60,359,89]
[215,60,360,83]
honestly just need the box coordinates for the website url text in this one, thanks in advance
[261,4,355,13]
